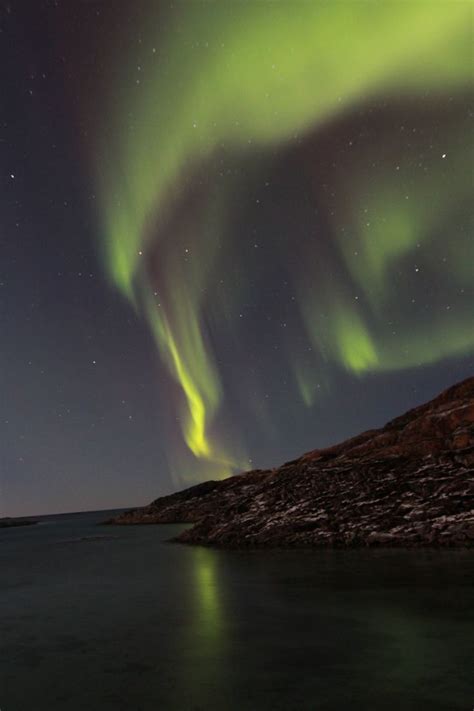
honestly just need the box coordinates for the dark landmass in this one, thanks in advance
[0,518,38,529]
[105,377,474,547]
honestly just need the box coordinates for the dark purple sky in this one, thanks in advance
[1,2,472,516]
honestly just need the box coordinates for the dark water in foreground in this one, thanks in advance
[0,510,472,711]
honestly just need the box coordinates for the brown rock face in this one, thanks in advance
[105,377,474,547]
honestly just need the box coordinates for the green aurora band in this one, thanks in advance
[96,2,473,479]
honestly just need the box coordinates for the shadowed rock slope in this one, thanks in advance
[106,377,474,547]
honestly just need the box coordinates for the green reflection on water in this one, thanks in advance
[194,547,223,645]
[179,546,229,707]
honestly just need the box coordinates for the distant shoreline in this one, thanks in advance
[0,517,38,529]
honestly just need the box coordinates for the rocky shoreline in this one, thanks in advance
[105,377,474,547]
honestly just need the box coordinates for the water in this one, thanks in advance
[0,510,472,711]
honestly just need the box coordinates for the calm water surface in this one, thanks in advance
[0,510,472,710]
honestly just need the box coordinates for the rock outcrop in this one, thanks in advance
[106,377,474,547]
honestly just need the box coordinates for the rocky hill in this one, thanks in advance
[105,377,474,547]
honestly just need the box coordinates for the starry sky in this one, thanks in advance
[2,1,473,517]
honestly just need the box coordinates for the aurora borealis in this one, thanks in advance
[97,2,473,480]
[2,1,473,515]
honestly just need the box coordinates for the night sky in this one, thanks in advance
[2,1,473,517]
